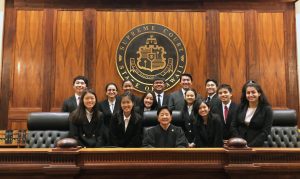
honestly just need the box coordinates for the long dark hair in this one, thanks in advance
[193,101,212,123]
[140,91,157,110]
[71,89,99,125]
[119,91,136,116]
[240,83,270,107]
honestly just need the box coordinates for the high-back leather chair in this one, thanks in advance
[142,110,183,131]
[264,109,300,147]
[26,112,70,148]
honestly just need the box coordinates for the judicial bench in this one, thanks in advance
[0,148,300,179]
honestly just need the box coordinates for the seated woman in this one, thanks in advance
[182,88,197,147]
[69,89,106,147]
[143,105,188,148]
[137,91,158,116]
[231,82,273,147]
[109,92,143,147]
[193,101,223,147]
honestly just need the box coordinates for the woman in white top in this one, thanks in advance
[231,82,273,147]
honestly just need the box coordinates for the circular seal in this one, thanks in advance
[116,23,187,93]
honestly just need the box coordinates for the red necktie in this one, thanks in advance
[224,106,229,122]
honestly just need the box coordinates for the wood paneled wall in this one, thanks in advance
[0,0,298,129]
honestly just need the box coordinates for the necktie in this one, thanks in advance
[157,94,162,107]
[77,97,81,106]
[224,106,229,122]
[206,96,211,103]
[110,103,114,113]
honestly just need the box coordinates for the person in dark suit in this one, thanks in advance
[137,91,157,116]
[69,89,106,147]
[168,73,201,111]
[181,88,197,147]
[211,84,237,140]
[98,83,121,127]
[193,101,223,147]
[122,80,141,107]
[152,77,169,108]
[143,105,188,148]
[109,92,143,147]
[231,82,273,147]
[204,79,221,109]
[62,75,89,113]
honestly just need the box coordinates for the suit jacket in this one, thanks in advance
[98,96,121,127]
[109,112,143,147]
[62,95,77,113]
[154,92,169,108]
[211,101,237,140]
[168,89,202,111]
[230,104,273,147]
[69,111,106,147]
[205,94,221,109]
[193,113,223,147]
[181,105,195,143]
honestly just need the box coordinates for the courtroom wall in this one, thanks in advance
[0,0,298,129]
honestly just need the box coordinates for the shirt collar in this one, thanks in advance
[222,100,232,109]
[123,114,131,121]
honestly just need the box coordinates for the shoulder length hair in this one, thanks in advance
[140,91,157,110]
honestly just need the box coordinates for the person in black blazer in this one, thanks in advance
[62,75,89,112]
[193,101,223,147]
[168,73,201,111]
[210,84,238,140]
[109,92,143,147]
[69,89,107,147]
[152,77,169,108]
[122,80,141,107]
[137,91,157,116]
[231,82,273,147]
[181,88,198,147]
[204,79,221,109]
[98,83,121,127]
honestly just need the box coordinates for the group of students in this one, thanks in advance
[62,74,273,148]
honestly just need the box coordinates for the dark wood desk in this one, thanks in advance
[0,148,300,178]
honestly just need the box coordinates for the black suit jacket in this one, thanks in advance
[193,113,223,147]
[205,94,220,109]
[62,95,77,113]
[230,104,273,147]
[168,90,202,111]
[181,105,195,143]
[109,112,143,147]
[154,92,169,108]
[98,96,121,127]
[211,101,237,140]
[69,111,106,147]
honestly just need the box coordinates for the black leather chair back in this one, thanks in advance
[264,109,300,147]
[26,112,70,148]
[142,110,183,131]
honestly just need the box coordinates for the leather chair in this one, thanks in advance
[264,109,300,147]
[26,112,70,148]
[142,110,184,131]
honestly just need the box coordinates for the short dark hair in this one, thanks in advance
[180,73,193,82]
[205,79,218,87]
[153,76,165,84]
[105,83,118,92]
[73,75,89,87]
[122,79,133,87]
[157,105,172,116]
[217,84,232,93]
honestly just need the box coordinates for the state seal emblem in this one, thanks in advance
[116,24,187,92]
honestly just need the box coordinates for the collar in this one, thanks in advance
[222,100,232,109]
[181,89,186,96]
[75,94,80,99]
[208,93,216,99]
[123,114,131,121]
[155,92,164,97]
[108,99,116,105]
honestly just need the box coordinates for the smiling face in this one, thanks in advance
[144,93,154,108]
[180,75,192,90]
[121,96,133,116]
[185,90,196,105]
[158,108,172,127]
[246,86,261,104]
[218,88,232,104]
[73,79,87,95]
[83,92,96,112]
[123,81,133,92]
[198,102,210,117]
[106,84,118,99]
[206,81,217,96]
[153,80,165,93]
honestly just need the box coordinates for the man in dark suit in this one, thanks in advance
[205,79,220,108]
[61,75,88,112]
[152,77,169,109]
[211,84,237,140]
[168,73,201,111]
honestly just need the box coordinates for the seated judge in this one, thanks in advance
[143,105,188,148]
[137,91,157,116]
[231,82,273,147]
[109,92,143,147]
[62,75,88,113]
[98,83,121,127]
[193,101,223,147]
[69,89,106,147]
